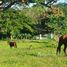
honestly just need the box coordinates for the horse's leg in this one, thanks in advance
[14,44,17,48]
[56,46,61,54]
[63,45,66,55]
[56,43,62,55]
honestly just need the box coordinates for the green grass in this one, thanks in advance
[0,39,67,67]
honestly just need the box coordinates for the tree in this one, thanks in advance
[0,9,37,39]
[57,4,67,34]
[0,0,58,11]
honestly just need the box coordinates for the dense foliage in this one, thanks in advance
[0,1,67,39]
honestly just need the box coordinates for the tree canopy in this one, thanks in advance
[0,0,67,39]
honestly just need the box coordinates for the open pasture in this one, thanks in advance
[0,39,67,67]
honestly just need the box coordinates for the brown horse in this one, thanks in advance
[8,41,17,48]
[56,34,67,55]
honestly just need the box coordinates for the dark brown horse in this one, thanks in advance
[8,41,17,48]
[56,34,67,55]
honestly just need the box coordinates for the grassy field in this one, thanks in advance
[0,39,67,67]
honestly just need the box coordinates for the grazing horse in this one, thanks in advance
[8,41,17,48]
[56,34,67,55]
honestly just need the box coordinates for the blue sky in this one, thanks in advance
[57,0,67,3]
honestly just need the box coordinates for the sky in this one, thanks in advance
[57,0,67,3]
